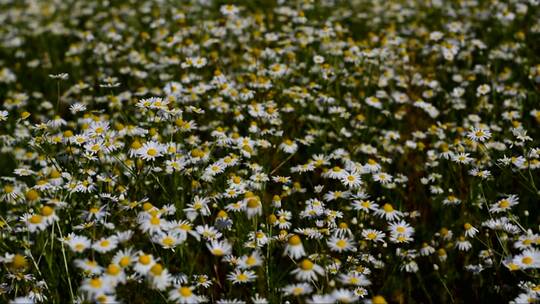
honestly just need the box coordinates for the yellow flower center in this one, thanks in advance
[139,254,151,265]
[150,263,163,276]
[288,235,301,246]
[247,198,260,208]
[150,216,160,225]
[29,215,43,224]
[522,256,534,265]
[300,259,314,270]
[41,206,54,216]
[75,243,85,251]
[367,232,377,239]
[336,239,347,248]
[179,286,192,297]
[12,254,28,269]
[383,203,394,212]
[246,256,257,266]
[26,189,39,201]
[162,237,175,247]
[499,199,510,208]
[89,278,102,289]
[119,256,131,267]
[4,185,13,193]
[107,264,121,275]
[147,148,158,156]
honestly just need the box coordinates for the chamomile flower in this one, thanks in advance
[467,127,492,142]
[148,263,172,290]
[207,239,232,257]
[134,252,157,275]
[291,259,325,281]
[168,285,201,304]
[282,283,313,296]
[327,235,356,252]
[362,229,385,243]
[463,223,479,238]
[92,236,118,253]
[81,277,113,296]
[284,234,306,259]
[66,234,92,253]
[374,203,402,221]
[227,269,257,284]
[137,141,164,161]
[513,249,540,269]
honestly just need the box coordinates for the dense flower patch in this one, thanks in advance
[0,0,539,303]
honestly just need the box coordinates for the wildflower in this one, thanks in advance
[467,127,492,142]
[148,263,172,290]
[362,229,385,243]
[282,283,313,296]
[490,195,519,213]
[374,203,402,221]
[327,235,356,252]
[92,236,118,253]
[80,276,113,296]
[207,239,232,257]
[291,259,325,281]
[137,141,164,161]
[513,249,540,269]
[66,234,92,253]
[464,223,479,238]
[279,139,298,154]
[455,236,472,251]
[284,234,305,259]
[168,285,201,304]
[227,269,257,284]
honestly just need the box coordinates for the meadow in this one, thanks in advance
[0,0,539,303]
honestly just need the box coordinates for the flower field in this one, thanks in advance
[0,0,539,303]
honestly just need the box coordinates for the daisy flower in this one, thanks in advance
[332,288,359,303]
[168,285,201,304]
[227,269,257,284]
[207,239,232,257]
[112,248,136,268]
[65,234,92,253]
[338,272,371,286]
[245,196,262,219]
[279,139,298,154]
[362,229,385,243]
[340,171,363,189]
[282,283,313,296]
[284,234,306,259]
[137,141,164,161]
[148,263,172,291]
[92,236,118,253]
[134,252,157,275]
[103,263,126,285]
[80,276,113,296]
[238,251,263,269]
[372,172,393,185]
[388,220,414,238]
[490,195,519,213]
[513,249,540,269]
[455,236,472,251]
[327,235,356,252]
[291,259,325,281]
[374,203,402,221]
[463,223,479,238]
[22,213,48,233]
[467,127,492,142]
